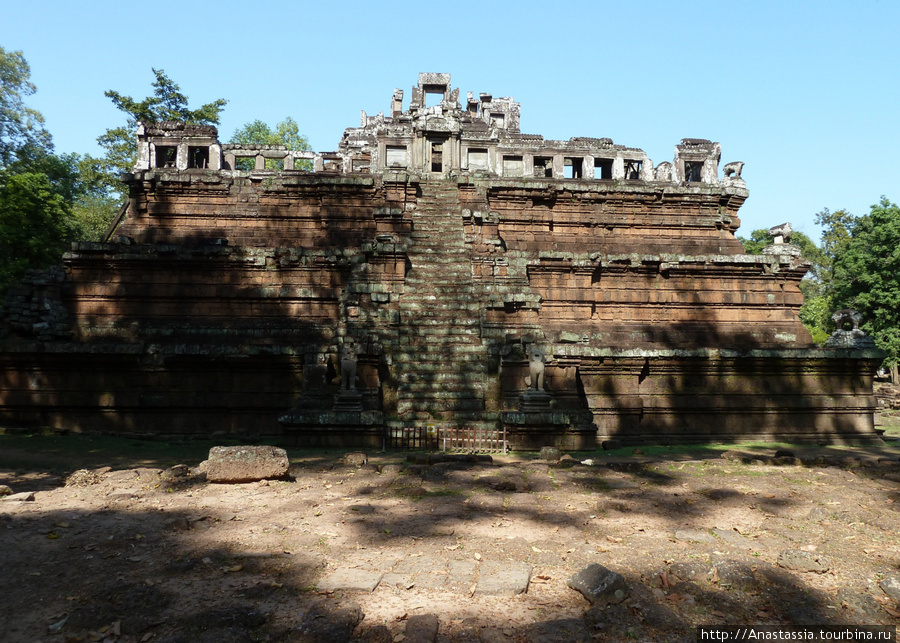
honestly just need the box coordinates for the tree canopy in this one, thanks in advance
[0,170,75,288]
[829,198,900,370]
[0,47,52,168]
[95,69,228,198]
[741,199,900,374]
[0,48,81,294]
[228,117,311,170]
[738,228,831,343]
[1,54,323,297]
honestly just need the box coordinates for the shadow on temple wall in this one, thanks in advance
[0,227,345,439]
[590,314,875,445]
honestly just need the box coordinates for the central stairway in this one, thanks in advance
[395,180,489,419]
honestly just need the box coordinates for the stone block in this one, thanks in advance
[880,574,900,604]
[776,550,830,573]
[2,491,35,502]
[477,560,531,596]
[316,568,383,592]
[404,614,440,643]
[540,446,561,462]
[567,563,629,606]
[204,445,289,483]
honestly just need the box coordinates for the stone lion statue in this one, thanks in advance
[527,346,545,391]
[339,344,358,390]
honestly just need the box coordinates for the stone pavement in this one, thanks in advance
[317,556,532,596]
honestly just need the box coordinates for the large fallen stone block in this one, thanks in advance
[204,445,290,483]
[567,563,630,606]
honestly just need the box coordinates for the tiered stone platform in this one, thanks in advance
[0,74,885,446]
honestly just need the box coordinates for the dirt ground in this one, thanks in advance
[2,436,900,643]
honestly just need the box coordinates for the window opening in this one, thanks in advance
[685,161,703,182]
[534,156,553,178]
[593,159,613,180]
[155,145,176,169]
[423,84,446,108]
[564,157,583,179]
[430,140,444,172]
[188,146,209,169]
[624,160,642,180]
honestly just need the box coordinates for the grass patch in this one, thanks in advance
[0,432,226,474]
[590,441,798,459]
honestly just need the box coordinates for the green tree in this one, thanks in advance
[739,228,831,343]
[0,49,86,294]
[814,208,855,283]
[93,68,228,199]
[0,170,75,289]
[228,117,311,170]
[0,46,52,168]
[830,197,900,378]
[74,69,228,238]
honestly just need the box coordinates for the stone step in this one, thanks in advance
[406,259,470,268]
[397,398,486,414]
[397,338,482,350]
[394,356,487,369]
[398,298,481,310]
[401,287,475,296]
[397,373,485,396]
[397,321,480,332]
[394,362,487,372]
[393,345,487,358]
[403,275,474,284]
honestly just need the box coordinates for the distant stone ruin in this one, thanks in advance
[0,73,886,447]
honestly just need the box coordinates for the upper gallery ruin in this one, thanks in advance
[133,72,746,191]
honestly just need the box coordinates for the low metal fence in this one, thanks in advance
[384,424,507,453]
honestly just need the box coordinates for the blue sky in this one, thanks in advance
[2,0,898,240]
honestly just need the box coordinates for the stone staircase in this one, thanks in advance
[395,180,489,418]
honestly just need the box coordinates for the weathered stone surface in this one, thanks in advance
[711,556,757,589]
[161,464,191,480]
[540,446,561,462]
[316,568,383,592]
[65,468,105,487]
[3,491,35,501]
[880,574,900,604]
[477,561,532,596]
[567,564,629,606]
[204,446,289,483]
[291,601,364,642]
[711,527,751,547]
[669,562,709,582]
[673,529,715,543]
[361,624,393,643]
[404,614,439,643]
[341,452,368,467]
[0,484,12,496]
[524,618,592,642]
[776,550,829,573]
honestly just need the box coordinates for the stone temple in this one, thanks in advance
[0,73,885,448]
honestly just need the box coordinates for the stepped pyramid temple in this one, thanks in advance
[0,73,886,448]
